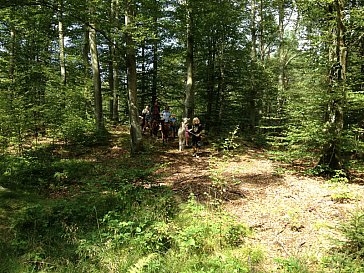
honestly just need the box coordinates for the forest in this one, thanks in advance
[0,0,364,272]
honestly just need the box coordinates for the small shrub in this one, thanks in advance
[275,257,310,273]
[225,223,249,247]
[330,191,354,203]
[322,210,364,272]
[328,169,349,184]
[339,211,364,257]
[212,125,240,152]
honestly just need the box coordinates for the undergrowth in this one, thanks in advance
[0,143,263,273]
[1,139,364,273]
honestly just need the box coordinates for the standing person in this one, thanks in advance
[161,106,171,123]
[170,113,177,138]
[189,117,203,157]
[141,105,150,133]
[151,100,160,121]
[150,100,161,137]
[160,106,171,142]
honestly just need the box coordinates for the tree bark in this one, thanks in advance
[248,0,258,131]
[83,26,90,95]
[318,0,347,171]
[151,30,158,105]
[89,23,104,132]
[151,0,159,106]
[58,0,66,85]
[251,0,257,60]
[111,0,120,123]
[259,0,265,62]
[184,0,194,119]
[125,0,143,154]
[205,35,216,131]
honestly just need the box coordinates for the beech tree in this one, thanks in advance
[317,0,347,170]
[125,0,143,154]
[0,0,363,168]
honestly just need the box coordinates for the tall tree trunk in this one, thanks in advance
[251,0,257,60]
[248,0,258,131]
[125,0,143,154]
[9,25,15,81]
[277,0,286,115]
[184,0,194,119]
[108,44,114,120]
[217,46,226,125]
[205,35,216,131]
[89,24,104,132]
[83,26,90,96]
[151,30,158,105]
[111,0,120,123]
[141,40,146,108]
[259,0,265,62]
[318,0,347,171]
[58,0,66,85]
[151,0,159,106]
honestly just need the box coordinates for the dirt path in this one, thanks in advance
[152,139,364,270]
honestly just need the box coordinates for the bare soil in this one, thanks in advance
[149,137,364,271]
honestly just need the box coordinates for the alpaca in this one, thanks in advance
[178,118,189,151]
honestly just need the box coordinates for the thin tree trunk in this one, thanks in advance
[184,0,194,119]
[58,0,66,85]
[277,0,286,115]
[217,46,226,125]
[141,41,146,108]
[151,0,159,105]
[89,24,104,132]
[205,35,216,131]
[249,0,258,131]
[111,0,120,123]
[125,0,143,154]
[251,0,257,60]
[318,0,347,171]
[83,26,90,94]
[151,31,158,105]
[9,25,15,81]
[259,0,265,62]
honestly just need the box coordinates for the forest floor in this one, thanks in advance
[133,130,364,271]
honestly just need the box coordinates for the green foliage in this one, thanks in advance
[321,211,364,272]
[275,257,310,273]
[60,113,98,144]
[339,211,364,258]
[328,170,349,184]
[212,125,240,152]
[321,254,364,273]
[0,152,95,192]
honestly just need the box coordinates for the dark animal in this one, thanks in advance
[150,119,160,138]
[161,121,170,143]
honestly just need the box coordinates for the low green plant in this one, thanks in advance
[330,190,354,203]
[328,169,349,184]
[275,257,310,273]
[321,210,364,272]
[212,125,240,152]
[321,254,364,273]
[338,211,364,257]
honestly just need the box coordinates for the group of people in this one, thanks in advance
[140,100,203,157]
[141,101,178,138]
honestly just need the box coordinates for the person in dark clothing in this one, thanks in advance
[151,100,160,121]
[189,117,203,157]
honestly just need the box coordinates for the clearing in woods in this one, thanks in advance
[140,131,364,270]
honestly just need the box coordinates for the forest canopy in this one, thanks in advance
[0,0,363,171]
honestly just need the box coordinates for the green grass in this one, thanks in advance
[1,140,364,272]
[0,143,264,273]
